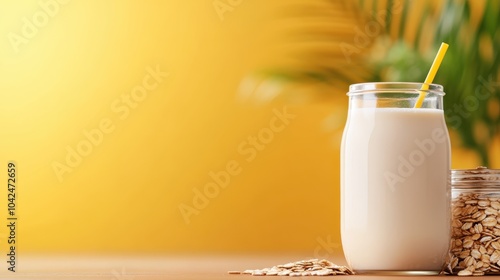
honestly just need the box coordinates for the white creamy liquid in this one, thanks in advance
[341,108,451,272]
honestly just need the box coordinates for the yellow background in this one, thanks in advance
[0,1,498,254]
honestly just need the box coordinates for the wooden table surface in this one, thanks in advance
[0,254,477,279]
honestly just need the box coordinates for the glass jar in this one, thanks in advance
[448,167,500,276]
[341,82,451,275]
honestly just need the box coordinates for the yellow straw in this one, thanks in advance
[414,42,449,108]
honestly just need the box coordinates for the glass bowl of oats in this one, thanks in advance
[447,167,500,276]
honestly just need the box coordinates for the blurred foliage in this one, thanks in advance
[255,0,499,165]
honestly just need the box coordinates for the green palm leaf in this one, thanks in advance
[249,0,499,165]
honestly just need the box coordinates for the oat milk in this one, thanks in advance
[341,107,451,273]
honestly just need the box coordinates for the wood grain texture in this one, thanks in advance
[0,254,485,279]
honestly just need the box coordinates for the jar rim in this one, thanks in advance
[348,82,444,96]
[451,168,500,189]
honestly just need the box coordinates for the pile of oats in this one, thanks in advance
[446,193,500,276]
[228,259,353,276]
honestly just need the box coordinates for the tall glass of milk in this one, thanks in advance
[341,82,451,275]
